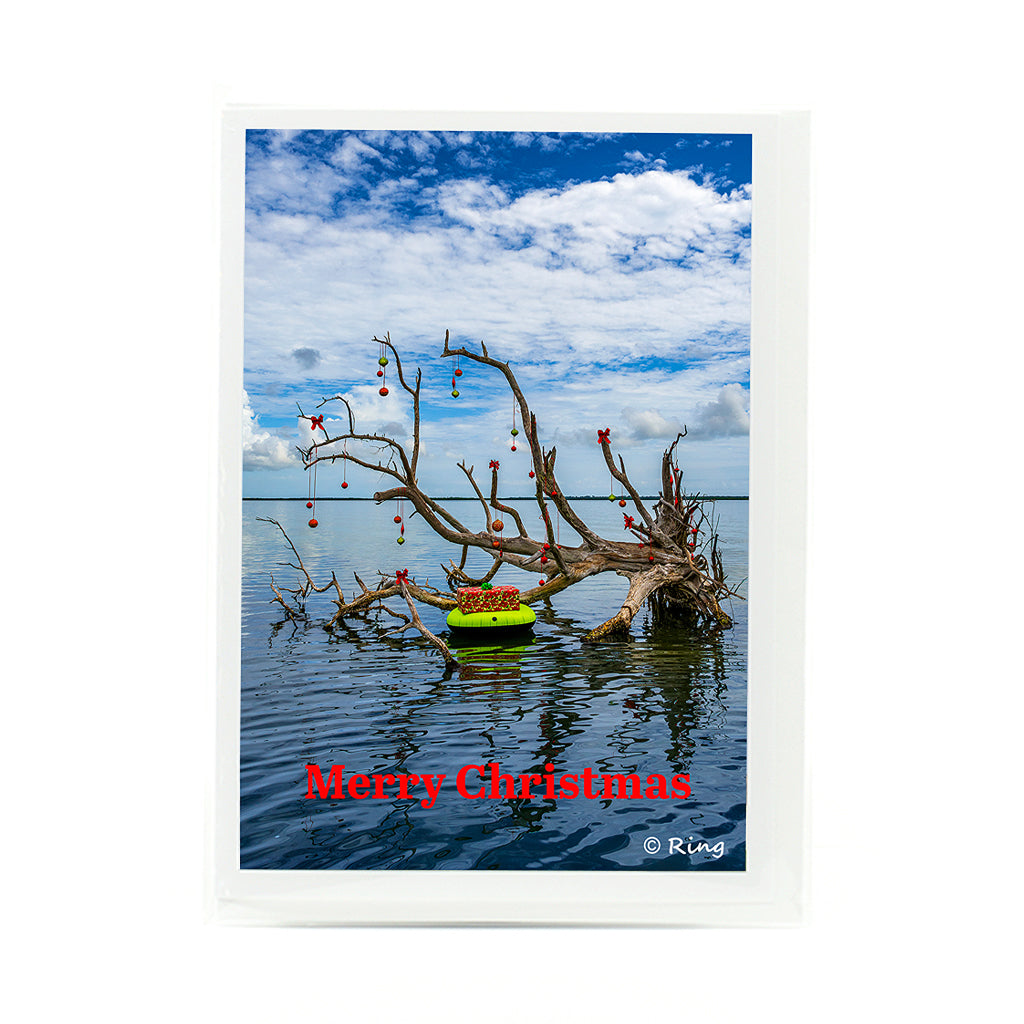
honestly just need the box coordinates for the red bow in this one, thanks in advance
[489,460,500,470]
[597,428,611,444]
[310,415,325,432]
[395,569,409,585]
[623,514,635,530]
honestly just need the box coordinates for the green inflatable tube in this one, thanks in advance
[446,604,537,630]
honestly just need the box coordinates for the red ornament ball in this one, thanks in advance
[492,520,504,532]
[394,515,402,524]
[379,387,389,396]
[377,370,383,378]
[308,519,318,528]
[341,481,348,489]
[529,471,535,478]
[540,555,548,564]
[492,540,501,548]
[618,499,627,507]
[543,542,550,550]
[648,555,654,563]
[306,501,313,509]
[511,445,517,452]
[455,368,463,377]
[550,491,558,498]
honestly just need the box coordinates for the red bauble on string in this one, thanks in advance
[550,490,558,498]
[648,555,654,563]
[618,499,627,507]
[379,387,389,396]
[511,445,517,451]
[341,481,348,489]
[543,543,550,550]
[492,540,501,548]
[377,370,384,378]
[308,519,318,528]
[306,501,313,509]
[540,555,548,564]
[455,368,462,377]
[529,471,535,478]
[492,520,504,532]
[394,515,402,523]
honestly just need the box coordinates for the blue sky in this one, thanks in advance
[243,129,751,497]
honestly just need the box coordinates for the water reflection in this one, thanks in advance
[241,499,748,870]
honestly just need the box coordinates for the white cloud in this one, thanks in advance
[690,383,750,438]
[243,157,751,493]
[242,391,296,470]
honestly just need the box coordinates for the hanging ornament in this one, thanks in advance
[307,442,319,527]
[377,339,389,397]
[510,397,519,451]
[529,470,535,479]
[618,499,627,507]
[395,496,407,544]
[451,353,462,398]
[341,440,348,490]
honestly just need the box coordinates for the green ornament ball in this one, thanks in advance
[378,356,389,366]
[397,536,405,545]
[451,389,460,398]
[608,493,616,501]
[510,428,519,436]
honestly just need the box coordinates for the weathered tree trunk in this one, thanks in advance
[269,331,740,659]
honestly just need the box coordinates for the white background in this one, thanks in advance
[5,3,1019,1020]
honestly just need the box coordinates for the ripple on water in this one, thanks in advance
[239,500,748,870]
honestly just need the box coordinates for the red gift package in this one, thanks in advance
[456,585,520,614]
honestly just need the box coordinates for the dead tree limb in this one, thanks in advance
[264,331,740,654]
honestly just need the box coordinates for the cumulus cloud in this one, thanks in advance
[622,407,688,440]
[689,384,750,438]
[242,132,752,493]
[242,391,295,470]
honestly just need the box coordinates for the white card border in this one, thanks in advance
[211,110,808,926]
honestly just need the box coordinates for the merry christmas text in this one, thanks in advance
[305,762,692,808]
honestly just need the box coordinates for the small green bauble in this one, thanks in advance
[451,389,460,398]
[510,428,519,436]
[378,356,389,366]
[397,536,405,545]
[608,493,616,501]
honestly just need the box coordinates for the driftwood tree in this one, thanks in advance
[263,332,738,662]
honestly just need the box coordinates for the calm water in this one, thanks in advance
[240,498,748,870]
